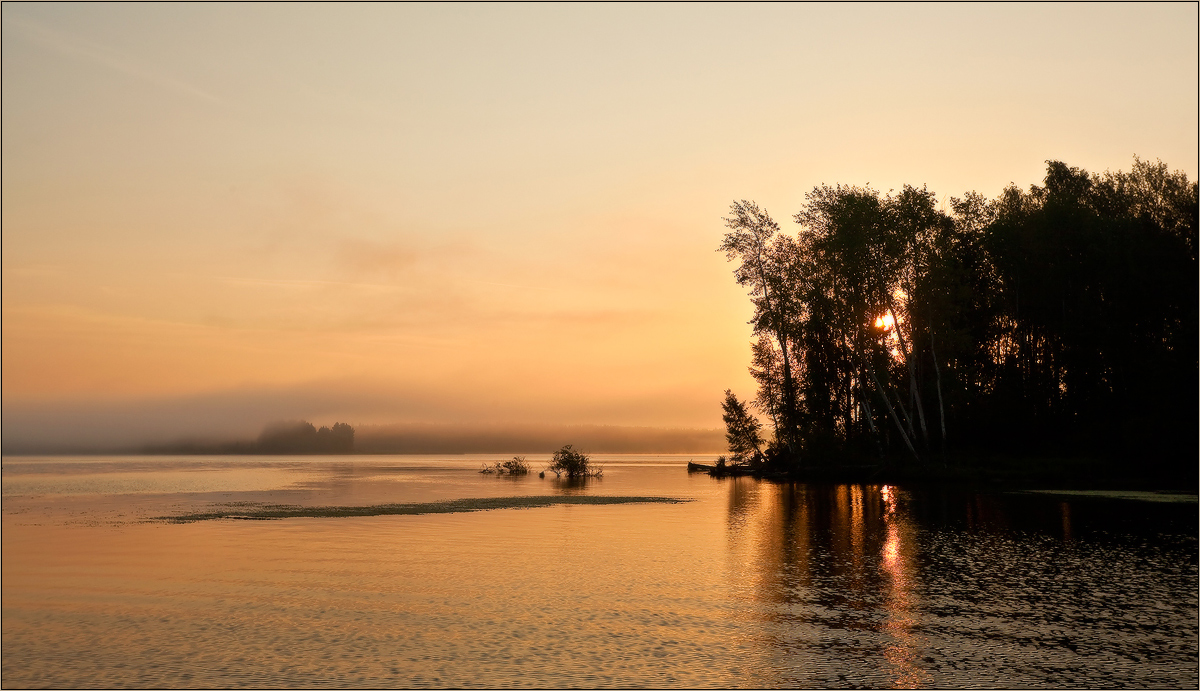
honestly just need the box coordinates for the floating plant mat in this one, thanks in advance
[156,495,692,523]
[1014,489,1198,503]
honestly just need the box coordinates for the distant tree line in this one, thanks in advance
[352,423,724,454]
[257,421,355,453]
[720,158,1197,481]
[144,420,355,454]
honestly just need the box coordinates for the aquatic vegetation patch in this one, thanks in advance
[479,456,531,475]
[544,444,602,478]
[156,494,690,523]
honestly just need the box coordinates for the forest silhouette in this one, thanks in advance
[145,420,356,455]
[257,420,355,453]
[139,422,725,456]
[720,158,1197,484]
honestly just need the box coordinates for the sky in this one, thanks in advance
[3,3,1197,450]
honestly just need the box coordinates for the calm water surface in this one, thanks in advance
[3,455,1196,688]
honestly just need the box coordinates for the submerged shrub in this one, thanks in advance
[546,444,602,478]
[500,456,530,475]
[480,456,531,475]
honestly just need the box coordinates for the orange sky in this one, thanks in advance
[3,4,1197,447]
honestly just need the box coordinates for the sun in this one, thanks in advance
[874,314,895,330]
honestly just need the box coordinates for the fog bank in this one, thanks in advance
[355,423,723,455]
[1,382,726,454]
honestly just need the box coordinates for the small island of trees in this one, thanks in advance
[257,420,355,454]
[717,157,1197,486]
[146,420,357,455]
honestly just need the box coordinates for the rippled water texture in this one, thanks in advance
[3,455,1197,688]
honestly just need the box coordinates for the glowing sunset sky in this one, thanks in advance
[3,4,1196,448]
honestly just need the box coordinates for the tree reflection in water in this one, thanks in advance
[724,482,902,685]
[721,481,1197,688]
[722,482,933,686]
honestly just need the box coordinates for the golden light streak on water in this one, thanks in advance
[880,490,928,689]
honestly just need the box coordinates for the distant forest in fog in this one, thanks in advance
[721,158,1197,483]
[143,423,725,456]
[354,423,724,454]
[145,420,356,455]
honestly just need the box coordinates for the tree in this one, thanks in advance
[547,444,599,478]
[721,390,764,465]
[720,201,802,462]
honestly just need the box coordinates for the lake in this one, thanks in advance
[2,455,1196,688]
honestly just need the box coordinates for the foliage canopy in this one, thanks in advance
[720,157,1197,482]
[547,444,601,478]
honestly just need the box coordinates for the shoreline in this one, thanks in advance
[688,459,1199,493]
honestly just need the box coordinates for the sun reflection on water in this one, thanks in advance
[880,487,927,689]
[724,482,935,688]
[714,478,1193,688]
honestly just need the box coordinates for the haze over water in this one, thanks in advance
[3,4,1196,450]
[3,456,1196,688]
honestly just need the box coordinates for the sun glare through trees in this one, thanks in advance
[720,157,1198,483]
